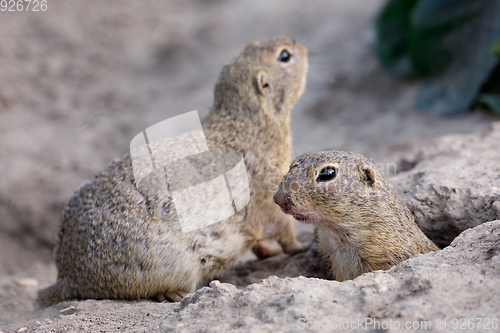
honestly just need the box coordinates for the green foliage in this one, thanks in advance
[375,0,418,77]
[492,39,500,57]
[477,61,500,114]
[375,0,500,115]
[478,94,500,115]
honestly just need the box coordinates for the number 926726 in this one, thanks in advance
[1,0,47,11]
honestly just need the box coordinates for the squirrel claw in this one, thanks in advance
[156,291,188,302]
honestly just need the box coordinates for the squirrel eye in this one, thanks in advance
[278,49,291,62]
[317,166,336,182]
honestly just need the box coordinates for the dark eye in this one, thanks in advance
[316,166,336,182]
[278,49,291,62]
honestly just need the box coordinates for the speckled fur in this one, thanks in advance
[274,151,439,282]
[36,36,308,307]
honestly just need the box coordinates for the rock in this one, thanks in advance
[28,220,500,332]
[208,280,221,288]
[388,122,500,247]
[157,220,500,332]
[15,278,39,288]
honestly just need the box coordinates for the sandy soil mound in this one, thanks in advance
[24,221,500,332]
[390,122,500,247]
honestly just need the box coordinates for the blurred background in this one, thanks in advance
[0,0,498,325]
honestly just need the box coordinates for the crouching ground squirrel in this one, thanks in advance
[36,36,308,307]
[273,151,439,281]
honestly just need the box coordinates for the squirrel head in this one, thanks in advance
[213,36,308,124]
[273,151,389,228]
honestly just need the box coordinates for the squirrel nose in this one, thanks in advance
[273,187,288,208]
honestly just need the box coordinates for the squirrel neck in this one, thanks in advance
[202,104,292,167]
[202,103,292,219]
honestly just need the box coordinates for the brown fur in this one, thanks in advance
[274,150,439,281]
[36,36,308,307]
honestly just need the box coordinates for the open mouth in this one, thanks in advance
[290,212,310,221]
[280,207,312,222]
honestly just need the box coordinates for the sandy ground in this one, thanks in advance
[0,0,498,331]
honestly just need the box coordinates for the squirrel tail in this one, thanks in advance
[35,283,63,308]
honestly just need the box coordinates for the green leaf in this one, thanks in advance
[409,0,481,76]
[492,39,500,57]
[374,0,500,115]
[481,63,500,95]
[477,94,500,114]
[413,0,500,115]
[374,0,418,77]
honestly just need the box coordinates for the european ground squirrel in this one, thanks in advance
[273,151,439,281]
[36,36,308,306]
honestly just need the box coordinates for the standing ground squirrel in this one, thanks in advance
[273,151,439,282]
[36,36,308,307]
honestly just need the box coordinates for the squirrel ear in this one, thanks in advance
[361,164,376,187]
[256,70,273,97]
